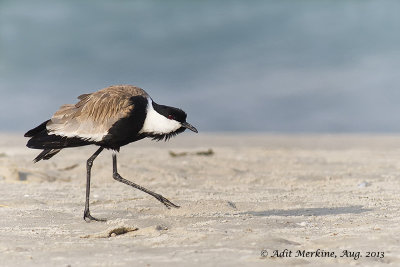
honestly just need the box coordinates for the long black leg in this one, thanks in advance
[84,147,105,222]
[112,153,179,209]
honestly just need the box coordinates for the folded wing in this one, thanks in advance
[47,85,148,142]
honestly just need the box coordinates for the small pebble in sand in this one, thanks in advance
[297,222,308,227]
[358,181,371,188]
[156,225,168,231]
[227,201,237,209]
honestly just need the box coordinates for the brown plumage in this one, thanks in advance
[47,85,149,141]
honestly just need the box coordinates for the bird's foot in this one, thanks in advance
[84,210,107,222]
[155,194,180,209]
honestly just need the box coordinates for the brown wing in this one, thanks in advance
[47,85,148,141]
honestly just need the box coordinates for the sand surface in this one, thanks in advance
[0,133,400,266]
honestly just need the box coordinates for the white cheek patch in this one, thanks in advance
[139,98,181,134]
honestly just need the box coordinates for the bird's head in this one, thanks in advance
[162,106,198,133]
[140,99,198,141]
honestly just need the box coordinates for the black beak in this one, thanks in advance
[182,122,198,133]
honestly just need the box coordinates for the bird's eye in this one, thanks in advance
[168,115,173,120]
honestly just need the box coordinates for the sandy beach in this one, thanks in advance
[0,133,399,266]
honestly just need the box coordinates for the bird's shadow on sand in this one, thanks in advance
[241,205,372,217]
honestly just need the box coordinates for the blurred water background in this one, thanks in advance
[1,0,400,133]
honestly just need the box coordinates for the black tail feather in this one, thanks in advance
[24,120,50,137]
[33,149,62,163]
[27,131,90,149]
[25,120,91,163]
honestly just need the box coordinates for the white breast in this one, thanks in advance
[139,98,181,134]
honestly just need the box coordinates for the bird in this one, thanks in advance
[24,85,198,222]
